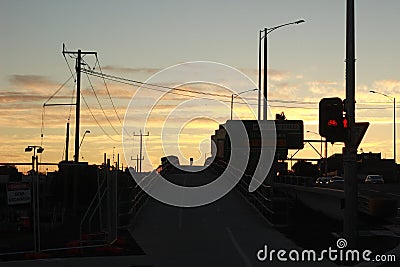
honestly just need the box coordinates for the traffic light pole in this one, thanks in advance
[343,0,358,248]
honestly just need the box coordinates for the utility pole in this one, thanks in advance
[65,122,70,162]
[258,30,262,120]
[62,46,97,163]
[131,154,144,172]
[263,27,268,120]
[343,0,358,247]
[75,49,81,164]
[325,138,328,176]
[133,130,149,172]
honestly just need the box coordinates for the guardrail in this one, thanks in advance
[209,160,291,227]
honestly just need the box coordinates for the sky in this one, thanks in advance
[1,0,399,171]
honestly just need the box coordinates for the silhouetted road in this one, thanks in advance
[129,168,335,267]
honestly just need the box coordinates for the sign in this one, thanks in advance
[354,122,369,148]
[7,182,31,205]
[275,120,304,149]
[233,120,304,149]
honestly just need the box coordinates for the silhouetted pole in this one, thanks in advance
[134,154,143,172]
[263,28,268,120]
[65,122,70,162]
[325,138,328,176]
[75,50,81,163]
[62,47,97,163]
[258,30,262,120]
[230,94,234,120]
[370,91,396,163]
[394,98,396,163]
[231,89,257,120]
[133,130,149,172]
[259,20,305,120]
[343,0,358,247]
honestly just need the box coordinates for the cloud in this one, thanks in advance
[0,91,72,103]
[371,79,400,95]
[101,65,161,74]
[306,80,343,97]
[238,68,291,82]
[268,69,291,82]
[8,74,59,91]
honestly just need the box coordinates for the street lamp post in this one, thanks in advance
[24,145,44,253]
[230,88,258,120]
[79,130,91,149]
[75,130,90,161]
[25,146,44,174]
[370,91,396,163]
[258,19,305,120]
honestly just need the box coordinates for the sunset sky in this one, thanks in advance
[1,0,399,172]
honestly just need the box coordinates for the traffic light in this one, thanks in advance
[319,97,348,143]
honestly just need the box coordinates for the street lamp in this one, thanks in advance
[25,145,44,173]
[230,88,258,120]
[370,90,396,163]
[24,145,43,253]
[75,130,90,162]
[258,19,305,120]
[79,130,90,149]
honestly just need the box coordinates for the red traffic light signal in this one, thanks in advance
[319,97,348,143]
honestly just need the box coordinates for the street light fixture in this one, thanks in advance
[24,145,43,253]
[25,145,44,157]
[79,130,91,149]
[230,88,258,120]
[370,90,396,163]
[258,19,305,120]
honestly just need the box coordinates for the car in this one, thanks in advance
[364,175,384,184]
[315,177,330,184]
[329,176,344,184]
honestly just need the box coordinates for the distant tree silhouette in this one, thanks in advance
[291,160,319,177]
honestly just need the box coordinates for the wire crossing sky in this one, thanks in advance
[0,0,399,168]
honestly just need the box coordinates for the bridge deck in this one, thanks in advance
[130,170,334,267]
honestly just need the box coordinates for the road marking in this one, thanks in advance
[226,227,253,267]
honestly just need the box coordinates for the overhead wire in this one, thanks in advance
[95,55,124,126]
[85,72,120,135]
[81,92,120,142]
[43,75,75,106]
[82,69,240,99]
[41,74,75,147]
[82,68,398,111]
[62,44,76,81]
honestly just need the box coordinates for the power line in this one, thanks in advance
[83,68,398,111]
[62,44,76,81]
[85,73,120,135]
[41,74,75,147]
[43,75,75,106]
[80,92,120,142]
[82,68,238,99]
[95,55,124,126]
